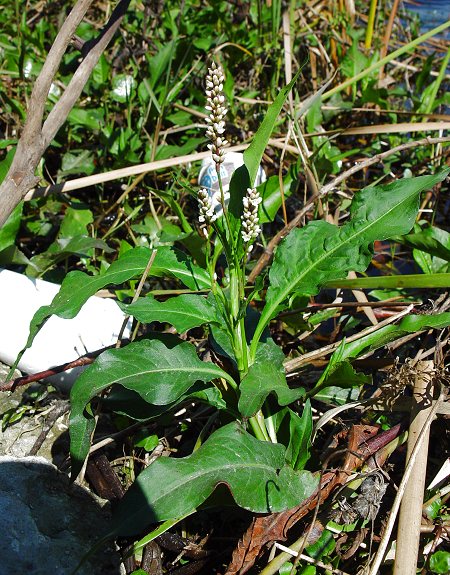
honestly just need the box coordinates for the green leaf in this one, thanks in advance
[342,312,450,359]
[430,551,450,574]
[244,70,301,188]
[110,74,136,103]
[0,148,15,183]
[59,150,95,177]
[259,174,294,224]
[0,150,22,252]
[110,422,318,535]
[314,357,371,395]
[251,171,449,358]
[70,337,235,478]
[14,246,211,371]
[279,563,297,575]
[285,401,313,471]
[27,235,112,277]
[68,107,104,130]
[424,495,442,520]
[59,204,93,237]
[104,381,226,422]
[148,41,176,88]
[413,249,449,275]
[311,358,370,406]
[398,225,450,262]
[92,54,110,87]
[134,433,159,451]
[239,339,305,417]
[314,385,360,405]
[0,201,22,252]
[305,528,335,560]
[119,294,220,332]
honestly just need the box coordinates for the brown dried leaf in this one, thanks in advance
[225,424,400,574]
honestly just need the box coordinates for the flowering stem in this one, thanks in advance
[216,167,234,250]
[229,264,245,372]
[201,60,270,442]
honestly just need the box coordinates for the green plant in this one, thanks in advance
[15,58,450,550]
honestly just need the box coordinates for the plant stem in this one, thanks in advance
[230,264,246,373]
[217,164,233,246]
[422,46,450,115]
[365,0,378,50]
[249,412,271,441]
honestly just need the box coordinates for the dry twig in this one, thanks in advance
[0,0,131,227]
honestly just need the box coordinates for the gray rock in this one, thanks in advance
[0,456,121,575]
[0,364,69,462]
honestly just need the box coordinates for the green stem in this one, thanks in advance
[249,317,265,363]
[217,165,233,249]
[230,265,246,373]
[249,412,271,441]
[365,0,378,50]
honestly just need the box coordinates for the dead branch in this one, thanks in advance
[0,0,131,228]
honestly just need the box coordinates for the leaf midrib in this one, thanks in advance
[128,304,213,320]
[75,360,228,406]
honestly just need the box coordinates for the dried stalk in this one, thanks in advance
[284,305,413,374]
[0,0,131,227]
[367,383,443,575]
[393,360,435,575]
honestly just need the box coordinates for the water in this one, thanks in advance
[405,0,450,38]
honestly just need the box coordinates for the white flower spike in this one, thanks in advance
[205,62,228,166]
[241,187,262,246]
[198,188,218,235]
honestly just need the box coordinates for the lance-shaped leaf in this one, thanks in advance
[119,294,219,333]
[285,402,313,471]
[70,337,235,478]
[12,246,210,372]
[251,170,449,357]
[239,339,305,417]
[109,422,318,536]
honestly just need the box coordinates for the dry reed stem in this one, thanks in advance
[23,128,449,201]
[393,360,435,575]
[367,380,443,575]
[379,0,401,79]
